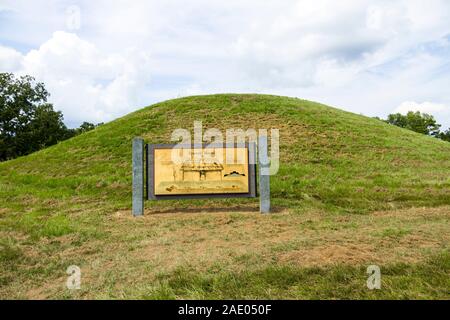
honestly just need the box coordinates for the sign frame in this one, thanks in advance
[147,143,257,200]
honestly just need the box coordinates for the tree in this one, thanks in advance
[438,129,450,142]
[24,104,74,153]
[66,121,103,137]
[0,73,71,161]
[78,121,96,133]
[385,111,441,136]
[76,121,103,134]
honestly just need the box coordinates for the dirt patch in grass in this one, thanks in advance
[372,206,450,218]
[118,205,449,271]
[114,208,296,272]
[277,243,376,266]
[5,205,449,299]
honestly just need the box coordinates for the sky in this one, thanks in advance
[0,0,449,129]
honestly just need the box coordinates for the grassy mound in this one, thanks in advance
[2,94,449,213]
[0,94,449,299]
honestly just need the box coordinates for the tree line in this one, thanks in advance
[0,73,102,161]
[377,112,450,142]
[1,72,449,162]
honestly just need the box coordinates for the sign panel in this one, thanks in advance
[148,144,256,199]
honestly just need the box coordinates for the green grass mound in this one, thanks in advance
[1,93,449,215]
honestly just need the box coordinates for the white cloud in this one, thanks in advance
[395,101,447,114]
[0,46,22,71]
[2,31,152,126]
[0,0,449,128]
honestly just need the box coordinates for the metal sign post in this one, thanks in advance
[132,137,144,216]
[258,135,270,214]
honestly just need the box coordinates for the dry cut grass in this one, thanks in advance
[1,204,447,299]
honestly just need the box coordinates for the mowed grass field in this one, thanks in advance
[0,94,449,299]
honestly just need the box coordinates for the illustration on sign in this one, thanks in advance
[148,144,256,199]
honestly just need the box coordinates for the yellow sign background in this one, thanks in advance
[153,147,249,195]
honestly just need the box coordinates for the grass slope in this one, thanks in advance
[0,94,449,299]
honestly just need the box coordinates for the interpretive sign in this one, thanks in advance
[132,133,273,216]
[148,143,257,200]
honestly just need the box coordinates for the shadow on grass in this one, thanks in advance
[144,205,285,215]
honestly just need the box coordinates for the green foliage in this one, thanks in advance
[0,73,71,161]
[385,111,441,136]
[78,122,97,133]
[437,129,450,142]
[24,104,73,153]
[0,73,104,161]
[69,121,103,136]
